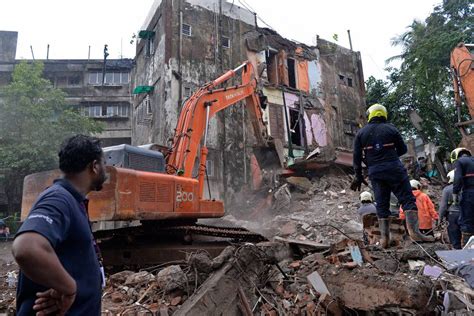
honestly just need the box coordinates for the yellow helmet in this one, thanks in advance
[447,170,455,184]
[359,191,373,202]
[366,104,388,122]
[450,147,472,163]
[410,179,421,190]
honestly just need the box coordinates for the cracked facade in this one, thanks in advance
[132,0,366,203]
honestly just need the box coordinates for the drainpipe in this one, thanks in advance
[242,104,247,184]
[299,92,309,153]
[347,30,353,51]
[178,1,183,108]
[282,89,294,158]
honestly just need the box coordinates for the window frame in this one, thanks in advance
[182,23,192,37]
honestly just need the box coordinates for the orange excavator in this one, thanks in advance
[451,42,474,149]
[21,61,278,265]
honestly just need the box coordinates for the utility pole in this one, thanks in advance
[30,45,35,60]
[102,44,109,85]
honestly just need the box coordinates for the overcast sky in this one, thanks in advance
[1,0,440,80]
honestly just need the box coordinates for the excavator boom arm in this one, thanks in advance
[166,61,269,183]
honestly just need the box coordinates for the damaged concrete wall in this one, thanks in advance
[318,38,366,151]
[132,0,366,204]
[245,28,364,167]
[132,0,255,202]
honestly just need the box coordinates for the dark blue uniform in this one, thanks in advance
[454,156,474,234]
[353,118,416,218]
[15,179,101,315]
[439,184,461,249]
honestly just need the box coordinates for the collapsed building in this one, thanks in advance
[132,0,366,203]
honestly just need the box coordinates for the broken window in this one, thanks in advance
[57,76,68,87]
[88,71,130,85]
[221,36,230,49]
[68,75,81,86]
[81,103,129,118]
[121,73,130,84]
[347,77,353,87]
[338,74,345,85]
[144,95,152,115]
[287,58,297,89]
[343,120,358,135]
[182,23,192,37]
[145,36,155,57]
[104,73,113,85]
[106,104,129,117]
[184,86,192,98]
[88,72,101,85]
[266,51,278,85]
[289,108,303,147]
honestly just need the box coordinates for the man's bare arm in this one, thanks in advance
[12,232,76,295]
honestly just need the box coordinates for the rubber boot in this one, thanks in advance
[378,218,390,248]
[461,232,473,248]
[405,210,435,242]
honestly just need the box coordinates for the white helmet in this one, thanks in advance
[447,170,455,184]
[360,191,373,202]
[410,179,421,190]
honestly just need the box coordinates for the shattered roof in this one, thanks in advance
[244,28,317,60]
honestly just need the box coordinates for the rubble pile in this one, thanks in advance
[220,172,363,244]
[99,236,474,315]
[0,244,17,313]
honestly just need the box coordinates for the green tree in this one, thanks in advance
[385,0,473,149]
[0,61,102,213]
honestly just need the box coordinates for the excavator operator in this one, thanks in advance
[451,147,474,246]
[351,104,434,248]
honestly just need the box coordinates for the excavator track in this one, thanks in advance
[94,222,266,242]
[159,223,266,242]
[94,222,266,268]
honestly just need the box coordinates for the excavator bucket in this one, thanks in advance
[252,139,285,171]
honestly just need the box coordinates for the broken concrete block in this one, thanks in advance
[109,270,134,284]
[124,271,154,286]
[408,260,426,271]
[286,177,312,191]
[279,221,297,236]
[301,223,311,231]
[306,271,331,296]
[156,265,186,293]
[423,265,443,279]
[317,265,436,312]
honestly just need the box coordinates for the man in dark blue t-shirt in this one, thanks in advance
[12,135,107,315]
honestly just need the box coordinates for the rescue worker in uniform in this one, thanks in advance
[351,104,434,248]
[399,180,438,236]
[357,191,377,217]
[357,191,377,245]
[439,170,462,249]
[451,148,474,246]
